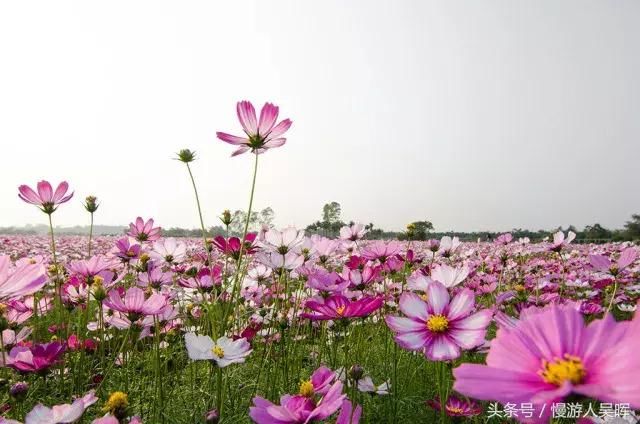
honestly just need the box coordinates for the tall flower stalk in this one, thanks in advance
[83,195,99,257]
[176,149,212,265]
[215,100,292,337]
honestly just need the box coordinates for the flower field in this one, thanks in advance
[1,101,639,424]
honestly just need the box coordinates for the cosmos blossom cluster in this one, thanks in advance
[0,101,637,424]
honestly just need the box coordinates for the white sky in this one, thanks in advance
[1,1,639,232]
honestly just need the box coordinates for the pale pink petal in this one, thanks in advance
[236,101,257,135]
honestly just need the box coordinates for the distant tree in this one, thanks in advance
[322,202,342,225]
[259,207,275,229]
[624,214,640,239]
[405,220,434,241]
[581,223,612,240]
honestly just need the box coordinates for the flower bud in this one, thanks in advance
[220,210,233,226]
[348,364,364,381]
[84,196,99,213]
[176,149,196,163]
[9,382,29,400]
[205,409,220,424]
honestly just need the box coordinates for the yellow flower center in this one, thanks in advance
[539,354,586,386]
[446,406,465,415]
[212,346,225,358]
[103,391,128,413]
[427,315,449,332]
[299,380,314,397]
[420,294,429,302]
[335,306,346,316]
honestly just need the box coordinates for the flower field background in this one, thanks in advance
[0,101,638,424]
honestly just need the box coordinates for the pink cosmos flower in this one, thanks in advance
[67,256,115,285]
[18,180,73,214]
[362,241,402,262]
[453,305,640,422]
[335,400,362,424]
[438,236,462,257]
[385,282,492,361]
[339,223,367,242]
[2,342,66,374]
[302,295,383,321]
[217,100,292,157]
[249,371,346,424]
[263,227,305,255]
[2,327,32,349]
[306,270,349,293]
[589,247,637,276]
[0,256,47,301]
[25,391,97,423]
[127,217,161,243]
[114,238,142,262]
[103,287,167,318]
[550,230,576,252]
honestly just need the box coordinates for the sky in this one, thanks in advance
[0,1,639,233]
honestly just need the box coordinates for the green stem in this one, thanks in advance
[606,279,618,315]
[186,162,212,265]
[88,212,94,257]
[221,153,259,335]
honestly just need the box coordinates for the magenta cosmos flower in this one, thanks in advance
[127,217,161,242]
[385,281,492,361]
[18,180,73,214]
[427,396,482,417]
[216,100,292,157]
[302,294,383,321]
[2,342,66,374]
[453,305,640,422]
[249,369,346,424]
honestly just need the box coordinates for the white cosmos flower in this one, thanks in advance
[150,238,187,264]
[184,333,252,367]
[357,376,390,395]
[430,264,469,288]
